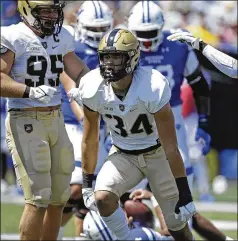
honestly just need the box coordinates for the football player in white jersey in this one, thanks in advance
[68,29,196,241]
[0,1,89,240]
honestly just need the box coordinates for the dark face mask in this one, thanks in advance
[32,5,64,36]
[98,53,130,83]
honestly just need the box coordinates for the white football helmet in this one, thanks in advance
[127,1,165,52]
[76,1,113,48]
[83,211,117,240]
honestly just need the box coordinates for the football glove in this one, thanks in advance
[82,188,98,212]
[67,88,81,105]
[167,32,203,51]
[196,115,211,155]
[174,177,196,222]
[29,85,57,104]
[195,128,211,155]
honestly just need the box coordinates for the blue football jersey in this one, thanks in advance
[139,30,199,107]
[61,40,99,124]
[130,227,173,241]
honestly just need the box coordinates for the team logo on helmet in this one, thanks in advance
[98,29,140,83]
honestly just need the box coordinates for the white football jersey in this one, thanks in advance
[1,22,75,110]
[79,66,171,150]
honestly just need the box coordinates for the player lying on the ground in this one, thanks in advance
[130,189,234,241]
[167,32,237,79]
[83,200,173,240]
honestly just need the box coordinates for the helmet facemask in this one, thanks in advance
[30,3,64,36]
[133,28,163,52]
[79,25,111,48]
[98,50,138,84]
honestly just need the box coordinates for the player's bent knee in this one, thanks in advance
[165,215,187,231]
[95,190,117,210]
[161,198,187,231]
[27,188,52,208]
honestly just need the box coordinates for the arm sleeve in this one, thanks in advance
[203,45,238,79]
[148,74,171,114]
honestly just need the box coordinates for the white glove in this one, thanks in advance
[29,85,57,104]
[82,188,98,212]
[174,201,196,222]
[67,88,81,105]
[167,32,201,51]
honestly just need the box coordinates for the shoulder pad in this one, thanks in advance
[79,68,103,100]
[1,23,26,57]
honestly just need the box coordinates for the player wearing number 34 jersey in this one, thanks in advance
[68,29,196,241]
[0,1,89,240]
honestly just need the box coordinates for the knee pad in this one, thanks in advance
[34,188,52,207]
[161,197,186,232]
[165,212,187,231]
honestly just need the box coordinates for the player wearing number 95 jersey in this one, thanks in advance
[0,1,89,240]
[68,28,196,241]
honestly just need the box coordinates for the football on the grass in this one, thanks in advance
[124,200,150,216]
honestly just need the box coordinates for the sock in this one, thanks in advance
[226,237,234,240]
[57,226,65,240]
[101,206,131,240]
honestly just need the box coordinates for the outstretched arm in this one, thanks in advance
[167,32,237,78]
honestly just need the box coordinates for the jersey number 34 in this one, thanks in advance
[105,114,153,137]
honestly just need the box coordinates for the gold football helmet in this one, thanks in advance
[18,0,65,36]
[98,28,140,83]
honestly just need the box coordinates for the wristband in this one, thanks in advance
[23,86,30,98]
[199,41,207,52]
[150,195,159,208]
[82,172,94,188]
[175,177,192,196]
